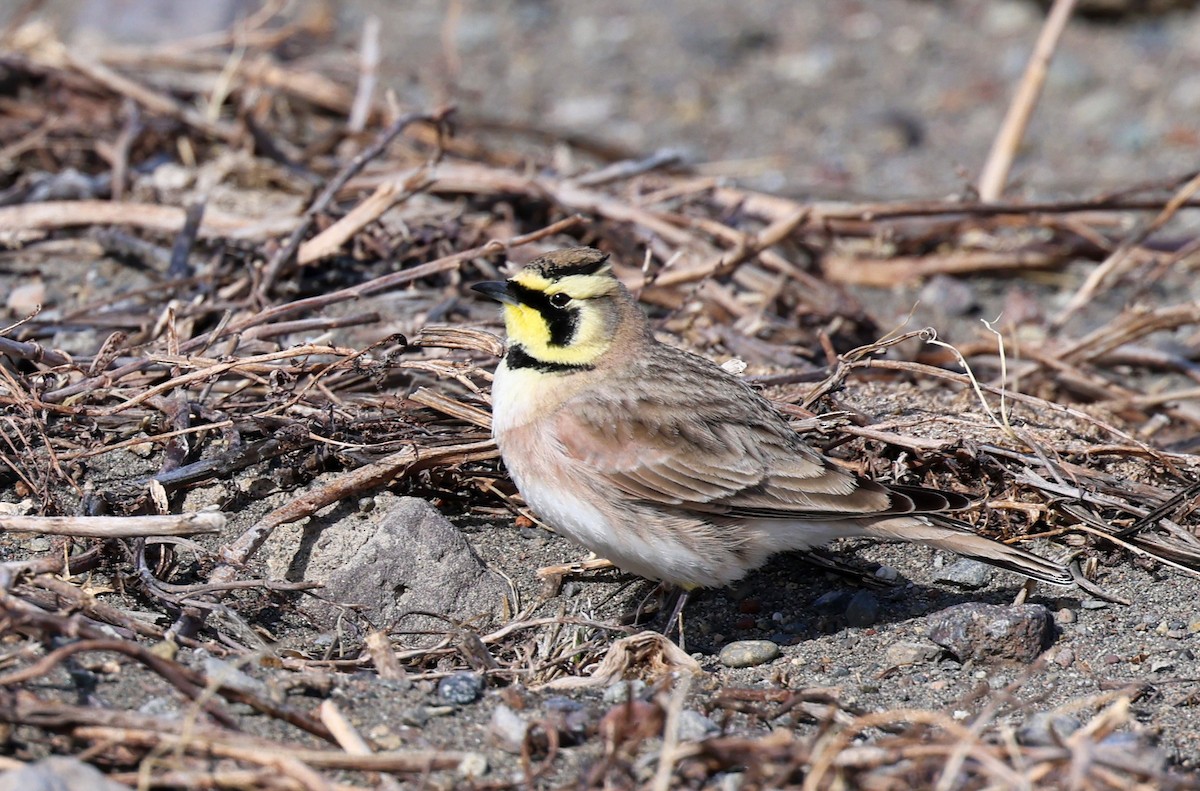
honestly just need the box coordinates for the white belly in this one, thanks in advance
[490,360,777,588]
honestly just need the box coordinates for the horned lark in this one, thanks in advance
[472,247,1072,598]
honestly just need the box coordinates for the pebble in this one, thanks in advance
[926,603,1053,664]
[677,709,720,741]
[1080,599,1109,610]
[438,672,484,705]
[885,640,942,666]
[602,679,646,704]
[544,696,590,742]
[1150,657,1176,673]
[919,275,978,318]
[845,591,880,628]
[200,652,264,694]
[1055,608,1076,625]
[934,559,993,590]
[1018,712,1081,746]
[1053,648,1075,668]
[738,598,762,614]
[812,590,852,615]
[1102,654,1121,665]
[718,640,781,668]
[874,565,900,582]
[456,753,488,779]
[1189,619,1200,635]
[488,704,528,753]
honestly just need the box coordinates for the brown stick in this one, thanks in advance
[73,726,476,773]
[0,512,224,537]
[977,0,1078,201]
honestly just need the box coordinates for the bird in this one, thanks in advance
[472,247,1073,617]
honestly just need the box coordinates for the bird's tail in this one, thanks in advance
[854,515,1074,586]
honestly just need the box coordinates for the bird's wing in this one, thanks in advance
[556,376,914,519]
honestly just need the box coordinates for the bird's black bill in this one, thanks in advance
[471,280,521,306]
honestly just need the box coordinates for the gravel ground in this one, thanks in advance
[5,1,1200,787]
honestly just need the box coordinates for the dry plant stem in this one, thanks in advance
[0,612,334,739]
[42,215,582,404]
[258,107,449,296]
[804,709,1025,791]
[0,200,298,238]
[0,545,103,592]
[74,726,476,774]
[1058,303,1200,365]
[0,336,72,367]
[822,249,1063,286]
[347,14,381,133]
[365,630,407,680]
[1056,168,1200,326]
[109,769,354,791]
[0,513,224,537]
[977,0,1078,201]
[62,50,241,143]
[98,344,359,416]
[296,171,431,265]
[855,358,1162,460]
[650,674,694,791]
[319,699,405,791]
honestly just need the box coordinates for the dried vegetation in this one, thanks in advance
[0,5,1199,789]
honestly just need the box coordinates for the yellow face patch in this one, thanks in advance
[501,269,620,368]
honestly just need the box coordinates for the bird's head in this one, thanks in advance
[472,247,626,371]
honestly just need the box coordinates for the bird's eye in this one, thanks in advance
[548,292,571,309]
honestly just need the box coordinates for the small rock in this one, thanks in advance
[544,696,590,743]
[1053,648,1075,668]
[1102,654,1121,665]
[920,275,977,318]
[1149,657,1176,673]
[1188,619,1200,634]
[1056,608,1076,625]
[676,709,720,741]
[934,559,994,590]
[488,704,528,753]
[260,495,510,638]
[199,652,264,694]
[812,590,852,615]
[1017,712,1081,746]
[602,679,646,704]
[0,757,131,791]
[26,537,52,552]
[874,565,900,582]
[456,753,488,779]
[885,640,942,666]
[6,278,45,314]
[438,672,484,705]
[844,591,880,628]
[718,639,781,668]
[1080,599,1109,610]
[369,725,402,751]
[926,602,1054,663]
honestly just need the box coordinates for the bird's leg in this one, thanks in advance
[632,584,690,645]
[662,586,691,650]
